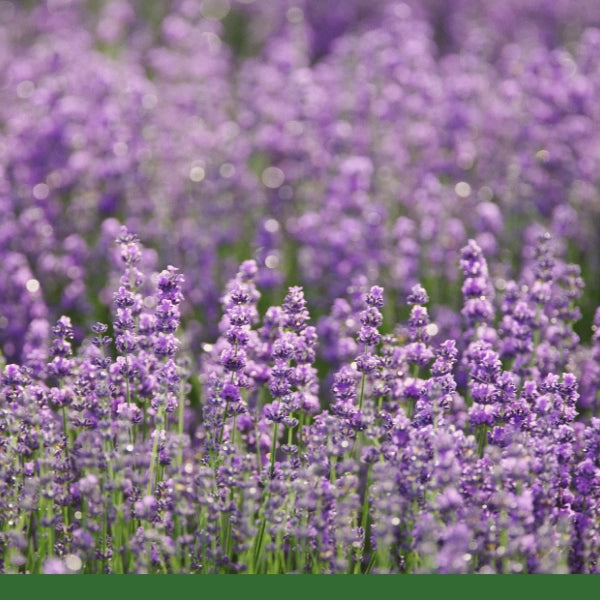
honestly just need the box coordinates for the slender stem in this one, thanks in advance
[255,423,263,474]
[218,342,238,448]
[358,374,366,412]
[269,423,279,479]
[407,398,415,420]
[477,424,488,458]
[365,551,377,574]
[147,408,164,495]
[218,404,229,447]
[252,514,268,573]
[177,381,185,458]
[298,412,305,456]
[355,463,372,572]
[407,363,419,419]
[62,406,70,458]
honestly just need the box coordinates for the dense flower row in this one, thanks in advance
[2,0,600,575]
[0,229,599,573]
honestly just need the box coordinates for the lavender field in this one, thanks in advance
[2,0,600,574]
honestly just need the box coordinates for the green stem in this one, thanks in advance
[177,382,185,468]
[407,364,419,419]
[62,406,70,458]
[270,423,279,479]
[477,424,488,458]
[364,551,377,574]
[358,374,366,412]
[355,463,372,573]
[298,413,305,456]
[147,408,164,495]
[255,423,263,474]
[218,404,229,447]
[252,517,268,573]
[330,456,338,484]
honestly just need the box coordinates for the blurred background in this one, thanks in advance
[2,0,600,365]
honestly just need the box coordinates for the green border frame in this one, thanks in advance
[1,573,595,600]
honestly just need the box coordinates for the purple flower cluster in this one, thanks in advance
[0,231,599,573]
[2,0,600,576]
